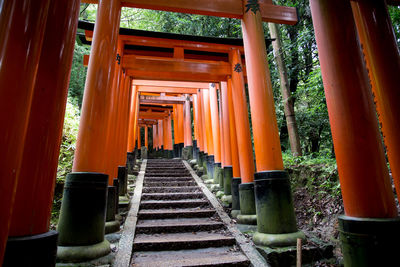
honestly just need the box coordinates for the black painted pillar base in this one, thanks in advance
[178,143,184,157]
[118,166,128,196]
[105,186,120,234]
[56,172,110,262]
[231,177,241,218]
[206,155,215,180]
[253,171,304,247]
[126,152,134,174]
[339,215,400,267]
[198,151,204,167]
[193,140,198,159]
[4,230,58,267]
[237,182,257,225]
[112,178,119,214]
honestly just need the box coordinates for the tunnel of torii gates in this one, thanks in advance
[1,0,400,266]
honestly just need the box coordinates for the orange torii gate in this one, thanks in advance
[1,0,400,266]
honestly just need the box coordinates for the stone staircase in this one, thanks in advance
[130,159,250,266]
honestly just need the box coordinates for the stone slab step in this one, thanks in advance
[133,232,236,251]
[136,218,224,234]
[138,208,216,219]
[141,192,204,200]
[144,173,190,177]
[131,247,250,267]
[142,186,200,193]
[140,199,209,209]
[143,181,196,187]
[144,177,193,182]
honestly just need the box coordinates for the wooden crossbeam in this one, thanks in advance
[133,80,209,89]
[139,111,169,120]
[81,0,298,25]
[124,55,231,82]
[140,95,186,105]
[140,106,173,112]
[84,31,243,53]
[138,86,198,94]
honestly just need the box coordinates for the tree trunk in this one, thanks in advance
[268,23,302,156]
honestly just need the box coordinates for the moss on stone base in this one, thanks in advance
[57,239,111,263]
[253,231,305,247]
[105,220,120,234]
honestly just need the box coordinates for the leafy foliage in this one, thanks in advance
[57,101,80,182]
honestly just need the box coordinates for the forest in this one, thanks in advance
[55,2,400,262]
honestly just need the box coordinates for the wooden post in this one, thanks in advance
[229,49,254,183]
[106,63,124,183]
[209,84,222,164]
[310,0,399,264]
[202,90,214,156]
[241,0,283,172]
[127,85,138,152]
[4,0,79,265]
[310,0,396,218]
[72,0,121,174]
[184,94,193,147]
[0,0,51,263]
[119,77,132,162]
[351,0,400,199]
[227,78,241,178]
[221,82,232,167]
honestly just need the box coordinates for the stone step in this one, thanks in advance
[143,181,196,187]
[131,247,250,267]
[133,232,236,251]
[144,177,193,182]
[141,192,204,200]
[138,208,216,219]
[140,199,209,209]
[142,186,200,193]
[136,218,224,234]
[144,173,190,177]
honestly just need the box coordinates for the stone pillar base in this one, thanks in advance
[254,171,302,246]
[4,230,58,267]
[57,239,111,263]
[206,155,215,179]
[253,231,305,247]
[237,182,257,225]
[339,215,400,266]
[105,220,120,234]
[231,177,241,216]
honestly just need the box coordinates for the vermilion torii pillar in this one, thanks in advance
[311,0,399,264]
[192,94,199,159]
[229,49,256,224]
[167,114,174,158]
[198,91,208,173]
[127,85,138,174]
[3,1,79,265]
[58,0,121,262]
[241,0,304,245]
[351,0,400,199]
[202,89,216,179]
[209,84,223,186]
[0,1,50,264]
[227,77,242,217]
[158,120,164,151]
[220,81,234,205]
[152,126,157,151]
[106,50,124,183]
[183,94,193,159]
[195,92,206,171]
[177,104,185,157]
